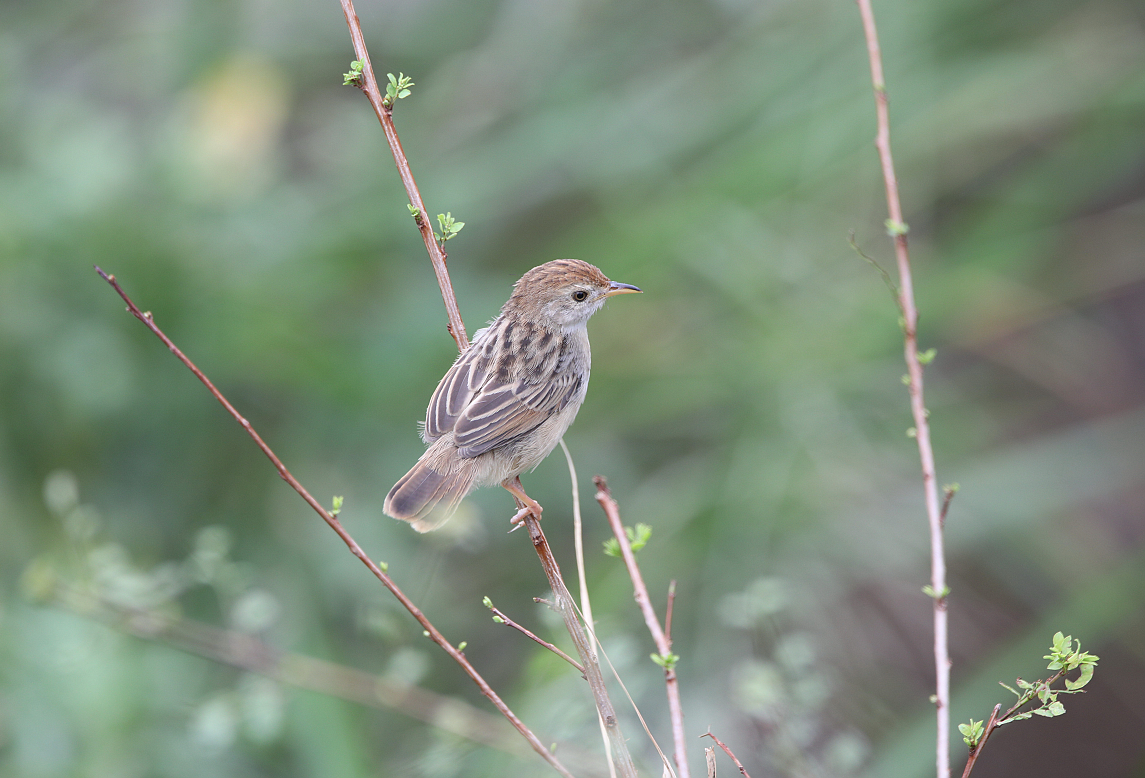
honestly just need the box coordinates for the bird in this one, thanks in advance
[384,259,641,532]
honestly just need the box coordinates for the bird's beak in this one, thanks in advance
[605,281,642,297]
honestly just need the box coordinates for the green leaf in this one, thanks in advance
[342,60,364,86]
[1034,701,1066,717]
[630,523,653,552]
[958,719,984,748]
[917,347,937,364]
[330,495,344,516]
[651,652,679,670]
[482,596,493,609]
[1065,661,1095,690]
[998,681,1019,697]
[604,524,653,556]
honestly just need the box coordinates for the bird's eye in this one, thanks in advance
[572,290,589,302]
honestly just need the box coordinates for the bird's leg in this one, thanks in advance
[503,477,543,528]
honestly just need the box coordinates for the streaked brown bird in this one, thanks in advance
[384,259,641,531]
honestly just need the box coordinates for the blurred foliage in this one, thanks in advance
[2,0,1145,776]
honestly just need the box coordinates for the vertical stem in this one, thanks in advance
[561,440,619,778]
[524,513,639,778]
[595,478,690,778]
[338,0,468,352]
[854,3,950,777]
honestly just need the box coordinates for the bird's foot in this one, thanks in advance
[503,477,543,530]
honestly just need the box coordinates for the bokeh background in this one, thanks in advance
[3,0,1144,775]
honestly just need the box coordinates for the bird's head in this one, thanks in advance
[506,259,641,330]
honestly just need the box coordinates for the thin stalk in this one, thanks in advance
[854,3,951,777]
[595,477,690,778]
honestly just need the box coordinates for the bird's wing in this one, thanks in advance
[452,369,584,458]
[424,339,491,441]
[425,326,583,458]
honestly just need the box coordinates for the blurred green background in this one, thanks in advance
[3,0,1144,776]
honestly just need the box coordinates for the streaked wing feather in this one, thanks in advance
[454,371,581,458]
[425,344,488,440]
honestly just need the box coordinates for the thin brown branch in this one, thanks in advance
[665,580,677,646]
[700,731,751,778]
[337,0,468,351]
[94,267,572,778]
[517,505,638,778]
[854,3,951,777]
[490,605,585,674]
[959,703,1002,778]
[595,476,690,778]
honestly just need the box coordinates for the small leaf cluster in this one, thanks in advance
[960,632,1099,748]
[434,212,465,244]
[1044,631,1099,691]
[996,632,1098,725]
[383,72,414,107]
[342,60,364,87]
[603,523,652,557]
[958,718,985,748]
[884,218,910,236]
[651,651,679,670]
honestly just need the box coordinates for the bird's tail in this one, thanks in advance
[384,459,474,533]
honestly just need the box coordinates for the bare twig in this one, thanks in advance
[94,267,573,778]
[665,580,677,645]
[700,731,750,778]
[854,3,951,777]
[595,476,690,778]
[517,505,639,778]
[959,704,1002,778]
[337,0,467,351]
[489,604,585,674]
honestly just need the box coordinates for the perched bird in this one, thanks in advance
[384,259,641,531]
